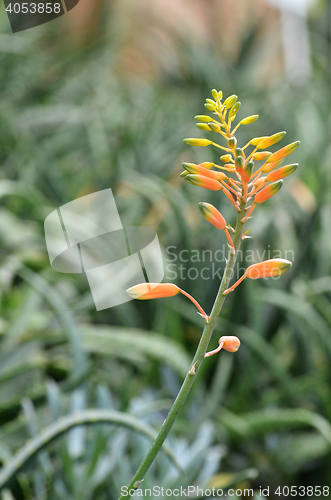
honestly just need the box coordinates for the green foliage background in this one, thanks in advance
[1,1,331,498]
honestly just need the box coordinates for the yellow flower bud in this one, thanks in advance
[209,122,221,132]
[223,94,238,109]
[220,154,232,163]
[194,115,213,123]
[183,138,212,147]
[240,115,259,125]
[250,136,269,146]
[257,131,286,149]
[229,101,241,120]
[253,151,272,161]
[196,123,211,131]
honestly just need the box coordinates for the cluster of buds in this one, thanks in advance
[126,90,299,361]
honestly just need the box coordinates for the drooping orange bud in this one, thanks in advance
[246,259,292,279]
[266,141,300,164]
[126,283,180,300]
[266,164,298,182]
[250,136,269,146]
[253,151,272,161]
[184,174,222,191]
[183,138,212,147]
[205,335,241,358]
[254,180,283,203]
[199,202,226,230]
[219,336,241,352]
[261,159,284,174]
[183,163,226,181]
[257,131,286,149]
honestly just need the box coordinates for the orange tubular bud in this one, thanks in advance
[257,131,286,149]
[220,336,241,352]
[241,160,254,184]
[266,164,298,182]
[246,258,292,279]
[184,174,222,191]
[261,159,284,174]
[253,176,267,188]
[199,202,226,230]
[253,151,272,161]
[126,283,180,300]
[266,141,300,164]
[254,180,283,204]
[182,163,226,181]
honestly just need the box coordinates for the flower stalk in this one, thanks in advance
[119,89,298,499]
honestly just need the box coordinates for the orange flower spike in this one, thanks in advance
[246,258,292,279]
[199,202,235,249]
[205,336,241,358]
[266,164,298,183]
[126,283,180,300]
[257,131,286,149]
[184,174,223,191]
[254,180,283,204]
[266,141,300,164]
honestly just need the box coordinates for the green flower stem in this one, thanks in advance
[119,199,246,499]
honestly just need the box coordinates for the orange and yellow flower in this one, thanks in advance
[126,283,180,300]
[257,131,286,149]
[266,164,298,183]
[266,141,300,164]
[246,258,292,279]
[184,174,222,191]
[198,202,226,229]
[254,180,283,204]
